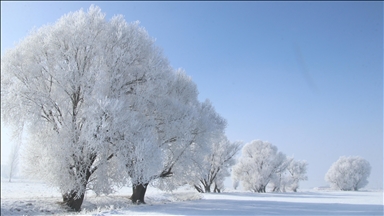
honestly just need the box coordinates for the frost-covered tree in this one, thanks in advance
[271,159,308,192]
[233,179,240,190]
[122,71,227,204]
[232,140,289,193]
[191,134,242,193]
[286,159,308,192]
[269,156,293,193]
[7,142,21,182]
[1,5,177,211]
[146,98,227,199]
[325,156,371,191]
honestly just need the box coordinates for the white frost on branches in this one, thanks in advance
[232,140,307,193]
[153,98,228,192]
[325,156,371,191]
[270,159,308,192]
[1,5,228,210]
[190,134,243,193]
[285,159,308,192]
[232,140,288,193]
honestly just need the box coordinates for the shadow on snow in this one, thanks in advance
[128,197,383,215]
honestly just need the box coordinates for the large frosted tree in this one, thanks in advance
[325,156,371,191]
[1,5,191,211]
[122,70,227,204]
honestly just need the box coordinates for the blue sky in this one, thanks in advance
[1,1,383,189]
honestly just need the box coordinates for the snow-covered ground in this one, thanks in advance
[1,178,383,215]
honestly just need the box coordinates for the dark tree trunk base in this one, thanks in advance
[130,183,148,204]
[62,190,85,212]
[204,185,211,193]
[214,184,221,193]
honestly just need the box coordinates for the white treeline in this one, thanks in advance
[232,140,308,193]
[325,156,371,191]
[1,5,234,211]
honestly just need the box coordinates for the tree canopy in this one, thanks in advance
[325,156,371,191]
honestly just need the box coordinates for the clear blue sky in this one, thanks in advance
[1,1,383,189]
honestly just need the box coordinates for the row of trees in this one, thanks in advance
[1,6,240,211]
[231,141,372,193]
[1,5,371,213]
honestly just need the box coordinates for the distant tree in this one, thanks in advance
[191,134,242,193]
[5,125,24,183]
[270,157,293,193]
[325,156,371,191]
[7,142,21,182]
[232,179,239,190]
[286,159,308,192]
[232,140,289,193]
[271,159,308,192]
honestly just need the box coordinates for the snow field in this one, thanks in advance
[1,178,383,215]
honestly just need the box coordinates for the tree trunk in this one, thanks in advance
[204,184,211,193]
[62,166,93,211]
[214,183,221,193]
[62,190,85,212]
[130,183,148,204]
[257,185,266,193]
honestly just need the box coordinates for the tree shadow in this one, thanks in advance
[216,191,352,199]
[134,198,383,215]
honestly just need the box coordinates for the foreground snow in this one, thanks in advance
[1,178,383,215]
